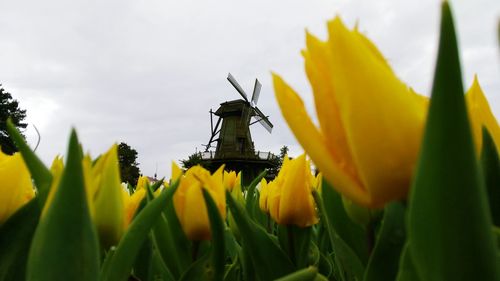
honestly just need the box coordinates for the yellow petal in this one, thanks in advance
[171,161,183,182]
[303,32,359,181]
[278,154,318,227]
[93,145,125,247]
[466,76,500,154]
[273,73,369,206]
[328,18,427,206]
[258,178,269,212]
[0,152,33,224]
[182,183,210,240]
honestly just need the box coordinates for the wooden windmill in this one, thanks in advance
[200,73,278,184]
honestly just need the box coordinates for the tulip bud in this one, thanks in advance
[173,165,226,240]
[0,151,34,224]
[92,145,125,248]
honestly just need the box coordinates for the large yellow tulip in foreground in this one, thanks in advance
[274,17,499,208]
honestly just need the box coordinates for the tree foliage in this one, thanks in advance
[0,85,27,155]
[180,152,204,170]
[267,145,289,179]
[117,142,141,186]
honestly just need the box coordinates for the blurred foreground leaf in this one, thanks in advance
[407,3,500,280]
[27,130,99,281]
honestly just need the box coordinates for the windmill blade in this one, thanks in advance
[251,79,261,106]
[254,106,273,133]
[227,73,248,102]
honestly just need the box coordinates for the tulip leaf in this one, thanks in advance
[100,184,178,281]
[395,243,421,281]
[321,181,368,264]
[274,266,318,281]
[245,170,267,216]
[0,199,39,281]
[26,130,100,281]
[277,225,312,268]
[149,182,191,279]
[202,188,226,281]
[178,253,213,281]
[6,119,52,206]
[312,189,365,281]
[407,2,500,280]
[363,202,406,281]
[226,191,295,281]
[480,127,500,227]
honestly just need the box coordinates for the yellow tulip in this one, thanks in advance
[258,178,269,212]
[0,150,34,224]
[273,17,428,208]
[267,154,318,227]
[42,156,64,215]
[223,170,242,192]
[466,76,500,154]
[136,175,150,190]
[173,165,226,240]
[92,144,125,248]
[122,188,146,227]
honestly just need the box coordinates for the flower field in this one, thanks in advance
[1,2,499,281]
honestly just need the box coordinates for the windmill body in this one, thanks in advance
[200,73,278,184]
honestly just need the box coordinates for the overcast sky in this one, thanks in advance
[1,0,499,179]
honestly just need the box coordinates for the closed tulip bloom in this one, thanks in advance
[258,178,269,213]
[92,145,125,248]
[173,165,226,240]
[123,188,146,227]
[224,170,242,192]
[274,18,428,208]
[136,175,150,190]
[275,154,318,227]
[466,76,500,154]
[0,150,34,224]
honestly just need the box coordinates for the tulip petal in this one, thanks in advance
[303,33,359,181]
[273,74,370,206]
[328,18,427,206]
[466,76,500,154]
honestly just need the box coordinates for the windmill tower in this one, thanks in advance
[200,73,278,184]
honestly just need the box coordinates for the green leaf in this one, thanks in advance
[245,170,267,216]
[27,130,99,281]
[480,127,500,227]
[321,181,369,264]
[6,119,52,206]
[274,266,318,281]
[100,184,178,281]
[149,182,191,279]
[0,199,39,281]
[363,202,406,281]
[407,2,500,280]
[395,244,421,281]
[312,189,364,281]
[226,191,295,281]
[178,253,213,281]
[277,225,312,268]
[202,189,226,281]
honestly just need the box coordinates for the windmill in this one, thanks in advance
[200,73,278,184]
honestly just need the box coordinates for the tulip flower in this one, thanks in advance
[173,165,226,240]
[122,188,146,227]
[136,175,150,190]
[466,76,500,155]
[258,178,269,213]
[92,144,126,248]
[267,154,318,227]
[274,17,430,208]
[0,150,34,224]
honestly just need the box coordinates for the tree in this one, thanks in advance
[117,142,141,186]
[0,85,27,155]
[180,151,204,170]
[267,145,289,179]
